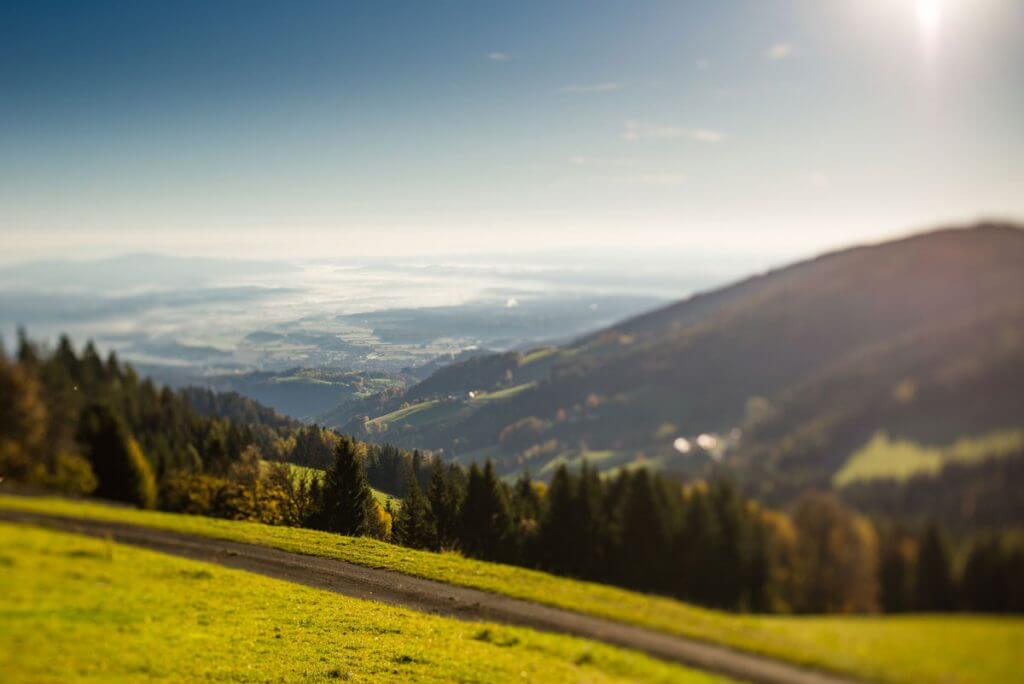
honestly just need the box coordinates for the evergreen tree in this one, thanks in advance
[459,461,515,561]
[319,436,372,536]
[393,477,437,550]
[879,529,915,613]
[615,470,670,591]
[512,470,542,522]
[915,522,956,611]
[676,486,717,603]
[76,402,156,508]
[427,460,463,549]
[573,462,608,578]
[961,536,1005,612]
[708,480,745,608]
[536,465,576,572]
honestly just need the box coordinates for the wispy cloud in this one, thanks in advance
[765,43,795,60]
[696,58,711,71]
[623,120,725,143]
[560,82,624,94]
[486,52,511,62]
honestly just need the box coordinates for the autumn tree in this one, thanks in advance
[791,491,878,613]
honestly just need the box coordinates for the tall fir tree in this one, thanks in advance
[319,436,372,536]
[536,465,576,573]
[427,460,463,549]
[76,402,156,509]
[915,522,956,611]
[393,476,437,550]
[459,461,515,561]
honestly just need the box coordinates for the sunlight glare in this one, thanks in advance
[917,0,942,36]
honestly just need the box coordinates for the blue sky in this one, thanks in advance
[1,0,1022,262]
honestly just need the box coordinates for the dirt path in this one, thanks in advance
[0,509,860,684]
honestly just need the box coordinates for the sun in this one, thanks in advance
[916,0,942,34]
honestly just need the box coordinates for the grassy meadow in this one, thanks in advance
[0,522,722,683]
[2,494,1023,684]
[834,430,1024,487]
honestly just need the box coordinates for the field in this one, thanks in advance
[3,495,1023,684]
[367,399,465,430]
[0,522,719,683]
[834,430,1024,487]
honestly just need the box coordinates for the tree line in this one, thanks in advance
[2,333,1020,614]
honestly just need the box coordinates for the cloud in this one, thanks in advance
[486,52,511,62]
[696,58,711,71]
[560,82,623,94]
[622,120,725,143]
[765,43,795,60]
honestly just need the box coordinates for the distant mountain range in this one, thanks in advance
[325,223,1024,502]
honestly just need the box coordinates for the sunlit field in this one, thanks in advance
[5,495,1022,684]
[0,522,724,684]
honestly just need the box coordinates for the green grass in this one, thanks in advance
[369,400,464,430]
[0,522,721,683]
[3,495,1023,684]
[470,381,537,402]
[834,430,1024,487]
[538,448,624,476]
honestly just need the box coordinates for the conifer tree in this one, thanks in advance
[879,528,915,613]
[319,436,372,536]
[459,461,515,561]
[537,465,576,572]
[427,460,462,549]
[961,536,1005,612]
[76,402,156,509]
[915,522,956,611]
[393,477,437,550]
[616,469,669,591]
[512,470,542,522]
[573,462,608,578]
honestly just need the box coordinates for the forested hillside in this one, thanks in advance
[331,224,1024,507]
[3,331,1023,614]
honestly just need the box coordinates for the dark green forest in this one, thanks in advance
[2,332,1022,614]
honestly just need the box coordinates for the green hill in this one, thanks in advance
[5,495,1024,684]
[0,522,714,683]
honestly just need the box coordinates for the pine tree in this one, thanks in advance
[76,402,156,508]
[879,528,915,613]
[708,480,745,608]
[573,462,608,578]
[537,465,576,572]
[427,460,462,549]
[961,535,1004,612]
[915,522,956,611]
[616,469,669,591]
[393,477,437,550]
[459,461,515,561]
[319,436,372,536]
[676,485,719,603]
